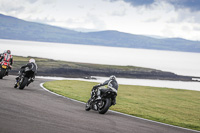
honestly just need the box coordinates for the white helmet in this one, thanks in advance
[29,58,35,63]
[110,75,116,80]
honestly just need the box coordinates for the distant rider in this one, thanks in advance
[15,58,38,87]
[0,50,13,75]
[92,75,118,105]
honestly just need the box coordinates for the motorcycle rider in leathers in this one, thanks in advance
[0,50,13,75]
[15,58,38,87]
[92,75,118,105]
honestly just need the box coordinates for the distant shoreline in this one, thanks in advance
[11,56,199,82]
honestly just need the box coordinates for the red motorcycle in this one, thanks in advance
[0,61,10,79]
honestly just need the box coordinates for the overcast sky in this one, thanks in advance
[0,0,200,41]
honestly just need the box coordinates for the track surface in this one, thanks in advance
[0,76,199,133]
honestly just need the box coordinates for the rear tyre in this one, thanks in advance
[19,77,28,90]
[98,98,111,114]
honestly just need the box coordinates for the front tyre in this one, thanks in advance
[98,98,111,114]
[19,77,28,90]
[85,99,91,111]
[0,69,6,79]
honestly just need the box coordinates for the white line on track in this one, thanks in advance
[40,82,200,133]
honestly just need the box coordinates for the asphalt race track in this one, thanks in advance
[0,76,199,133]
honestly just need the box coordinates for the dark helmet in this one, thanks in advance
[110,75,116,80]
[7,50,11,54]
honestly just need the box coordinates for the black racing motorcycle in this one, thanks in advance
[14,67,35,90]
[85,86,117,114]
[0,61,10,79]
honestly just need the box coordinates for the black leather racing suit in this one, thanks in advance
[21,62,37,74]
[94,78,118,105]
[101,79,118,92]
[16,62,38,83]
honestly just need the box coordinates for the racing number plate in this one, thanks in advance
[2,65,7,69]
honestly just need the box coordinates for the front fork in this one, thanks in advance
[16,75,24,85]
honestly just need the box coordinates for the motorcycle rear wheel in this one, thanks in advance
[0,68,6,79]
[98,98,111,114]
[19,77,28,90]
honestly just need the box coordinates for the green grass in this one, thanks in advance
[44,80,200,131]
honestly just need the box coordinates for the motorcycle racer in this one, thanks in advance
[92,75,118,105]
[14,58,38,87]
[0,50,13,75]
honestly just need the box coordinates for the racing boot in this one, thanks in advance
[14,83,18,88]
[112,98,116,105]
[14,77,19,88]
[5,71,8,76]
[27,77,34,86]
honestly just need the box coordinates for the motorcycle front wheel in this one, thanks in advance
[98,98,111,114]
[85,99,91,111]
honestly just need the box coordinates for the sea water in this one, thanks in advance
[1,39,200,77]
[1,39,200,91]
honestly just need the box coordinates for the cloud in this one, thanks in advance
[166,7,200,24]
[108,0,200,11]
[0,0,200,41]
[193,26,200,31]
[167,0,200,11]
[64,13,106,30]
[27,0,38,3]
[123,0,154,6]
[106,0,154,6]
[0,0,41,16]
[26,16,56,24]
[110,6,127,16]
[0,0,25,14]
[144,17,160,22]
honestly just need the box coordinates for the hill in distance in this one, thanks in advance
[0,13,200,53]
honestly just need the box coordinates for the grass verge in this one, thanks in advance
[44,80,200,131]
